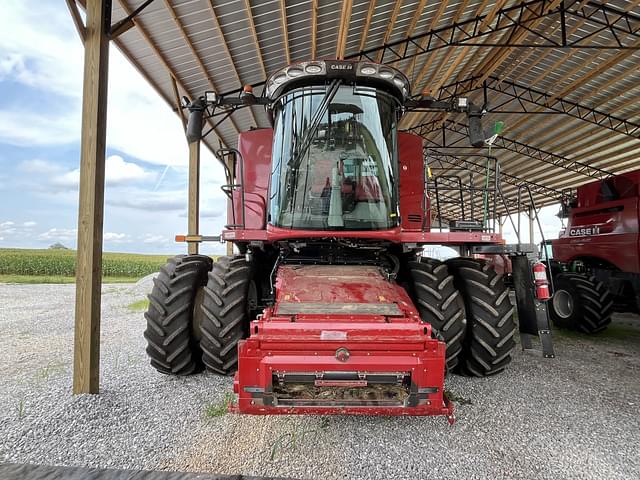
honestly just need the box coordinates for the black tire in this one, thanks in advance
[549,273,613,333]
[407,258,466,370]
[445,257,516,377]
[144,255,212,375]
[200,255,252,375]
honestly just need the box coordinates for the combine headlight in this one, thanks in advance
[360,66,377,75]
[287,67,304,77]
[378,69,394,79]
[273,73,287,84]
[305,63,323,74]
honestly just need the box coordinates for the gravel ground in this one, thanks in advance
[0,282,639,480]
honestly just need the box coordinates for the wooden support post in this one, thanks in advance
[73,0,111,395]
[498,215,503,235]
[188,139,200,255]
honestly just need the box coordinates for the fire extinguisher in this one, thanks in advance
[532,261,551,301]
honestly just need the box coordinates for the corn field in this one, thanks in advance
[0,248,169,278]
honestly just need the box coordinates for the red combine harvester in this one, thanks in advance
[144,60,552,420]
[547,170,640,333]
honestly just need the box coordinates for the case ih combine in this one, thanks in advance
[546,171,640,333]
[144,60,551,420]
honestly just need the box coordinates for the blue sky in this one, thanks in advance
[0,1,562,255]
[0,0,227,254]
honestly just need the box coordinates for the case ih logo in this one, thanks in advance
[569,226,600,236]
[329,63,353,70]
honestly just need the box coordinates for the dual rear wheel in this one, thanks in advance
[145,254,517,378]
[408,257,517,376]
[144,254,251,376]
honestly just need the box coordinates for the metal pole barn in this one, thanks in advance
[73,0,111,394]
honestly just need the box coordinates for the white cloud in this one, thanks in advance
[51,170,80,189]
[0,3,83,96]
[142,234,172,245]
[0,221,16,235]
[107,189,186,211]
[106,155,156,184]
[180,206,224,219]
[104,232,130,243]
[0,1,194,166]
[0,53,24,78]
[20,156,156,190]
[38,227,77,242]
[0,111,80,146]
[0,220,37,239]
[19,159,63,175]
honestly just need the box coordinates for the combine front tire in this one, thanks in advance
[144,255,212,375]
[549,273,613,333]
[199,255,253,375]
[445,258,516,377]
[408,258,466,370]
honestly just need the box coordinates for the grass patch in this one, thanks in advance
[269,420,329,461]
[444,389,473,406]
[204,392,235,418]
[36,362,68,381]
[17,399,25,420]
[127,298,150,311]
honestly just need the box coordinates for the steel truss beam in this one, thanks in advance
[425,150,562,206]
[436,75,640,139]
[346,0,640,65]
[410,120,614,179]
[219,1,640,98]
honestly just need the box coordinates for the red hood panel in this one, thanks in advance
[274,265,415,317]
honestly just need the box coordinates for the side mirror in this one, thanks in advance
[186,98,205,143]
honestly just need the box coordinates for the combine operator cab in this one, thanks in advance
[270,83,399,231]
[143,59,544,421]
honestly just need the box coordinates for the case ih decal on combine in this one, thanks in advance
[568,226,601,236]
[143,60,554,421]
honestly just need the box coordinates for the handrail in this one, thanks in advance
[428,156,499,233]
[217,148,246,229]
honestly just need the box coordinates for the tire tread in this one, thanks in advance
[446,257,516,377]
[144,255,212,375]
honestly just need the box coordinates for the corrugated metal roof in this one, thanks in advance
[83,0,640,214]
